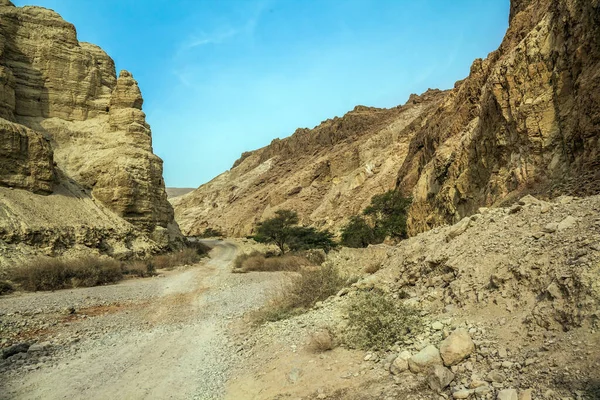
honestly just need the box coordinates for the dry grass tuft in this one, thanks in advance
[233,252,311,273]
[363,262,382,274]
[308,329,335,353]
[253,263,349,323]
[151,248,204,270]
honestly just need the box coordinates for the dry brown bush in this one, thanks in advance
[233,252,312,273]
[253,263,349,323]
[12,256,123,291]
[151,248,202,270]
[121,260,156,277]
[308,329,334,353]
[363,262,381,274]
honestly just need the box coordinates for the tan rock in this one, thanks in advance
[497,389,518,400]
[440,328,475,366]
[408,345,443,373]
[427,365,455,392]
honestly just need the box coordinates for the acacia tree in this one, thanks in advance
[253,210,299,254]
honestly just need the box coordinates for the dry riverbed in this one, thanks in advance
[0,241,285,400]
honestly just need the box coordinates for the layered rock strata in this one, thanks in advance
[0,2,180,266]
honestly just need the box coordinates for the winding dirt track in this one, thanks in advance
[1,241,279,400]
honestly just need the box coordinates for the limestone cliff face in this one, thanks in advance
[0,2,180,265]
[172,90,447,237]
[174,0,599,238]
[397,0,600,234]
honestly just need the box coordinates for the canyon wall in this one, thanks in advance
[0,1,180,267]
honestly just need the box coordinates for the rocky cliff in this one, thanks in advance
[173,0,600,237]
[0,1,180,267]
[397,0,600,235]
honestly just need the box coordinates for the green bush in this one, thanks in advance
[288,226,337,253]
[340,191,411,248]
[340,216,382,248]
[344,289,422,350]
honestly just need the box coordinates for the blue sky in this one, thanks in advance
[15,0,509,188]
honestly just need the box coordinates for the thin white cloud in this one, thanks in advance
[179,0,268,52]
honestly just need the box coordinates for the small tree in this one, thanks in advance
[340,191,411,248]
[254,210,299,254]
[340,216,381,248]
[288,226,337,253]
[364,191,411,239]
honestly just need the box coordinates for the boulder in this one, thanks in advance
[497,389,518,400]
[427,365,455,392]
[440,328,475,366]
[408,345,443,373]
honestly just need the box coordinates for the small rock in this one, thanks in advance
[475,385,492,396]
[408,345,443,373]
[518,195,540,206]
[427,365,455,392]
[390,356,409,375]
[508,204,522,214]
[486,370,505,383]
[440,329,475,366]
[542,223,558,233]
[432,321,444,331]
[557,216,577,231]
[497,389,518,400]
[532,231,545,239]
[2,343,30,359]
[453,389,473,399]
[519,389,533,400]
[498,347,508,358]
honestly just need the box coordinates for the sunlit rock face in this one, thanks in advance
[397,0,600,234]
[0,2,182,266]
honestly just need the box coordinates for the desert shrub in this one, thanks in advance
[0,280,15,295]
[233,252,310,273]
[199,227,224,238]
[121,260,156,277]
[343,289,422,350]
[12,256,123,291]
[308,329,335,353]
[363,262,381,274]
[151,248,203,270]
[255,263,349,323]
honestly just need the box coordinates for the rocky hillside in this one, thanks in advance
[172,90,447,237]
[173,0,600,237]
[234,193,600,399]
[0,1,180,268]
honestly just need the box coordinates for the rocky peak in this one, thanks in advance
[110,70,144,110]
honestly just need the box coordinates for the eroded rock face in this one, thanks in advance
[0,3,175,236]
[0,119,53,193]
[397,0,600,234]
[0,2,180,264]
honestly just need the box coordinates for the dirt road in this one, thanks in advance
[0,241,281,400]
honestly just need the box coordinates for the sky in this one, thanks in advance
[14,0,509,188]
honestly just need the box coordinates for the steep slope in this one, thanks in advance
[0,1,180,267]
[397,0,600,234]
[173,0,600,238]
[172,90,446,237]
